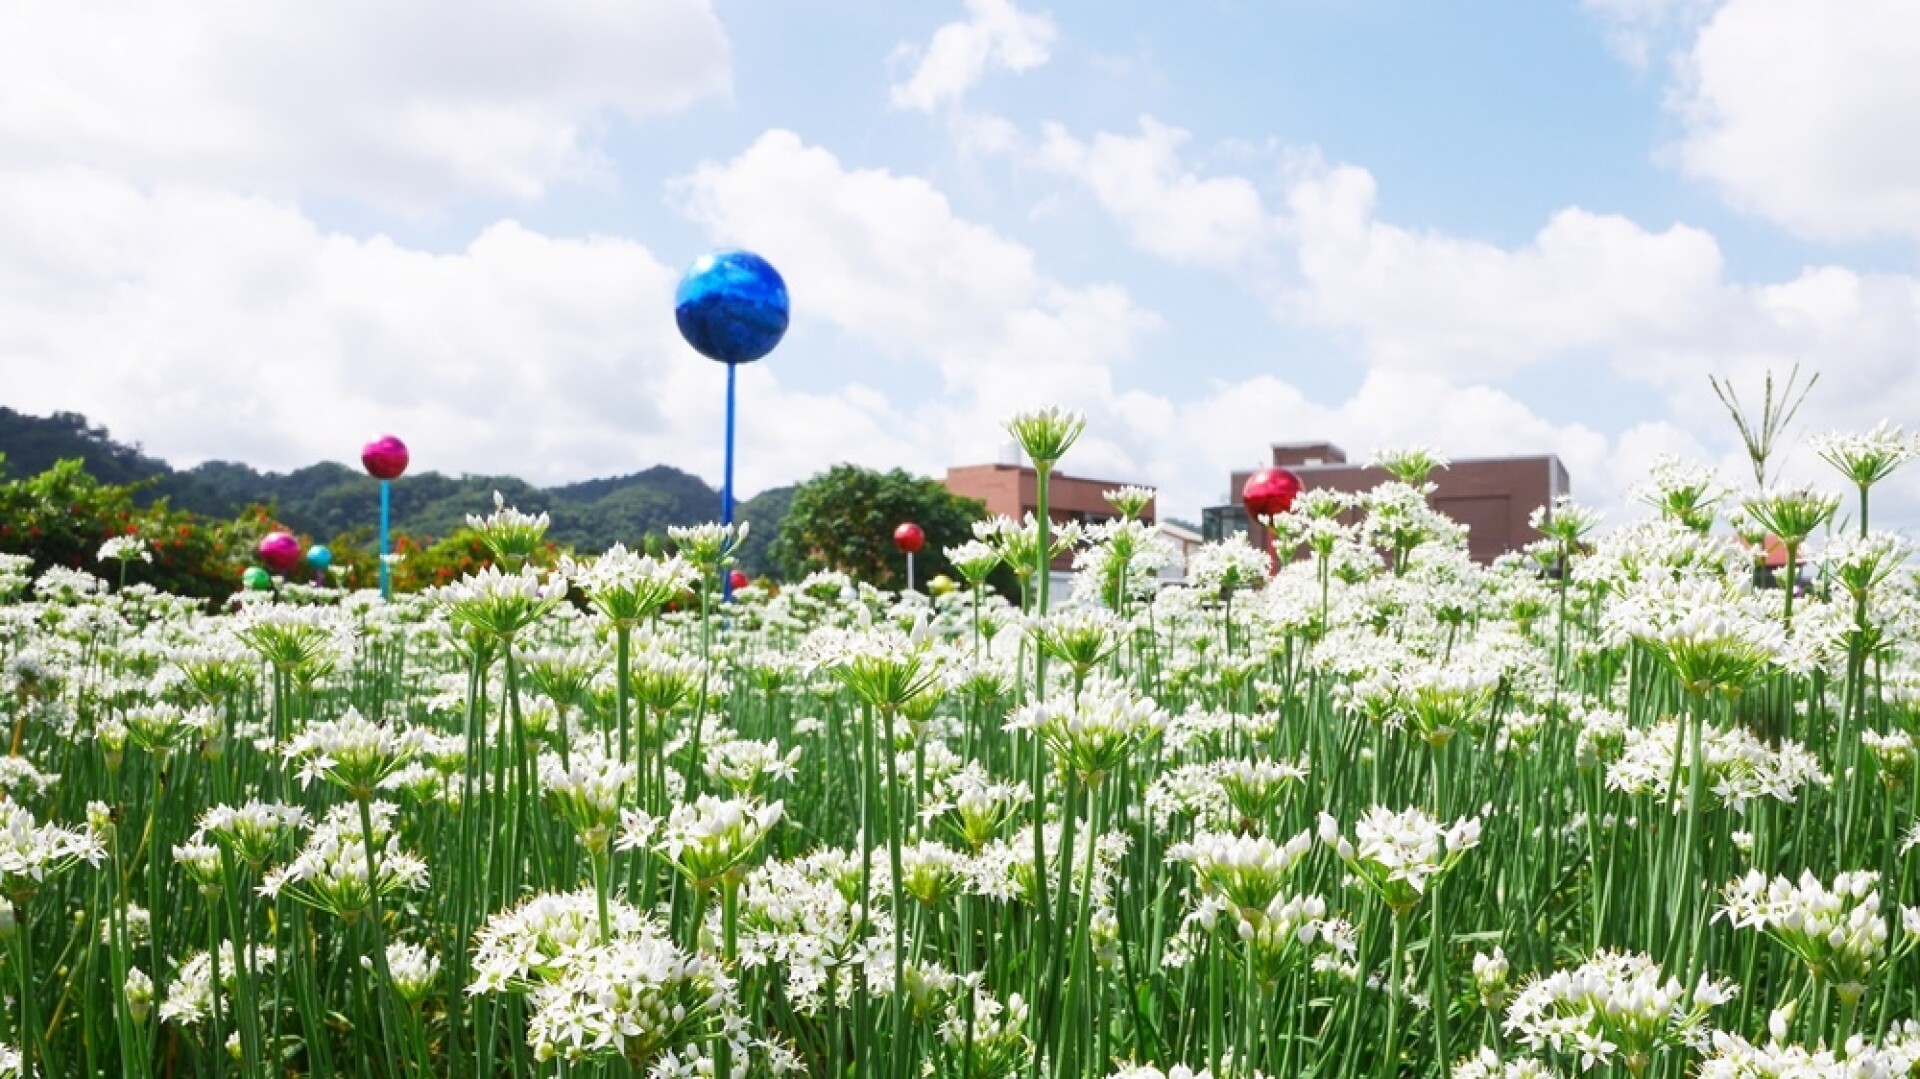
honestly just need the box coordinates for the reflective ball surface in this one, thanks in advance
[893,522,926,554]
[1242,468,1303,519]
[306,544,333,569]
[675,250,789,365]
[362,435,410,480]
[242,566,273,591]
[258,531,302,574]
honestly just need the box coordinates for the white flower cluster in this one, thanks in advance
[622,796,783,890]
[1319,805,1481,914]
[1605,720,1827,812]
[1719,868,1920,1000]
[0,802,105,890]
[282,707,428,793]
[1008,675,1168,784]
[1505,950,1734,1074]
[522,925,729,1067]
[260,801,429,917]
[539,742,635,853]
[1700,1020,1920,1078]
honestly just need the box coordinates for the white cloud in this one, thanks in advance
[1282,158,1729,376]
[1037,117,1274,268]
[671,129,1160,423]
[1673,0,1920,243]
[889,0,1056,113]
[0,168,909,502]
[0,0,731,208]
[1581,0,1717,68]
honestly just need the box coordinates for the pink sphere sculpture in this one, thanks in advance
[361,435,410,480]
[258,531,302,574]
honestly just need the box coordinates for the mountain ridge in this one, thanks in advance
[0,408,792,573]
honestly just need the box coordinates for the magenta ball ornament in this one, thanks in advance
[258,531,302,575]
[361,435,410,481]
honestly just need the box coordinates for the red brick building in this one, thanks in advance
[1206,441,1571,564]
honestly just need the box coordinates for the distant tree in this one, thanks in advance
[770,465,985,589]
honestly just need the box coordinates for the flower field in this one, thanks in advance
[3,410,1920,1079]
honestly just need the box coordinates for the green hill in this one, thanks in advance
[0,408,792,574]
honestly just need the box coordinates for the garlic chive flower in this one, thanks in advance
[563,546,697,627]
[160,942,276,1027]
[1811,421,1916,492]
[1319,805,1481,916]
[97,535,151,564]
[1504,950,1734,1076]
[1606,720,1826,812]
[261,801,428,918]
[1029,606,1123,677]
[1371,445,1450,486]
[470,889,654,993]
[668,521,749,576]
[1170,829,1313,919]
[1452,1048,1561,1078]
[1005,406,1086,469]
[1008,675,1167,786]
[1633,456,1726,533]
[540,743,635,855]
[523,931,730,1067]
[808,623,947,713]
[381,940,442,1004]
[925,763,1031,851]
[944,540,1003,587]
[282,707,428,796]
[1719,869,1920,1003]
[467,491,551,570]
[197,801,310,869]
[1741,487,1839,548]
[433,564,566,642]
[623,796,784,891]
[0,803,106,895]
[1104,485,1156,520]
[1214,756,1309,827]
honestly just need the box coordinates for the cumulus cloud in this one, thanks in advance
[1581,0,1717,68]
[889,0,1057,113]
[1281,157,1731,376]
[0,0,731,208]
[0,168,909,500]
[1671,0,1920,244]
[1036,117,1274,268]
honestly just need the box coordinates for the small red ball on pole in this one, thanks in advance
[729,569,750,591]
[893,522,926,554]
[1242,468,1302,519]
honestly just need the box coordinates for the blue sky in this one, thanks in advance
[3,0,1918,524]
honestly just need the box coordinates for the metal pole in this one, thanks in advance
[378,479,392,600]
[907,551,916,592]
[722,361,737,603]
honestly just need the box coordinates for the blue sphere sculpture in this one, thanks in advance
[306,545,333,570]
[675,250,789,364]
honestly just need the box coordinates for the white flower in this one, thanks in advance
[1719,868,1920,1001]
[1506,950,1731,1073]
[1319,805,1480,914]
[97,536,151,564]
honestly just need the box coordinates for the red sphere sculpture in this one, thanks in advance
[893,522,926,554]
[729,569,750,591]
[361,435,410,480]
[1242,467,1303,519]
[258,531,302,574]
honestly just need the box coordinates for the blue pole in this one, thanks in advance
[722,361,737,602]
[378,479,392,600]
